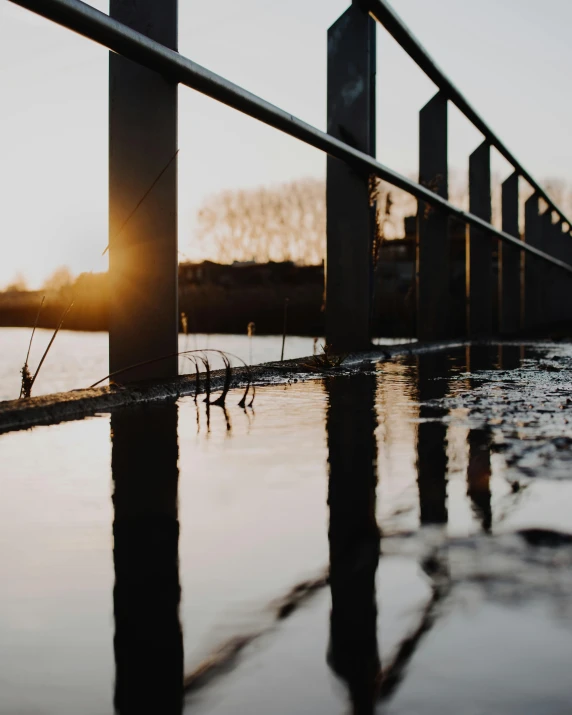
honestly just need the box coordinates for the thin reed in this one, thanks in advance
[90,348,256,408]
[19,298,74,399]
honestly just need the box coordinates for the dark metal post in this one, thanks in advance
[524,195,541,331]
[326,2,376,352]
[546,215,571,327]
[467,141,493,336]
[326,374,380,710]
[417,92,449,340]
[552,221,563,324]
[109,0,178,383]
[112,402,183,713]
[541,210,556,327]
[499,172,520,334]
[449,218,467,337]
[554,222,572,324]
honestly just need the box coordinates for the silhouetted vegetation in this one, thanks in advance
[19,298,74,399]
[90,348,256,408]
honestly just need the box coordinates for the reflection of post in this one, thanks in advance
[467,429,492,533]
[498,344,521,371]
[326,375,380,714]
[467,343,499,374]
[112,402,183,714]
[416,354,448,525]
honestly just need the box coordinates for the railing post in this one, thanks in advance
[467,141,493,337]
[499,172,520,334]
[523,194,541,332]
[109,0,179,383]
[541,210,556,328]
[547,216,571,327]
[554,222,572,325]
[326,2,376,352]
[417,92,449,340]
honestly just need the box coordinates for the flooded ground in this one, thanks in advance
[1,342,572,713]
[0,328,317,400]
[0,327,412,400]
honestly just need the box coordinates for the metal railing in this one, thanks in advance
[9,0,571,266]
[7,0,572,362]
[362,0,572,232]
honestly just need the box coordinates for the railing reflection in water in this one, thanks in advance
[104,348,524,712]
[416,353,449,526]
[111,402,183,714]
[326,373,381,714]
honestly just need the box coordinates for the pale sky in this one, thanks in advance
[1,0,571,288]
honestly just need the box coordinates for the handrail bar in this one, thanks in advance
[8,0,572,274]
[360,0,572,233]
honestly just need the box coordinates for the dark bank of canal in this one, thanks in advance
[1,342,572,714]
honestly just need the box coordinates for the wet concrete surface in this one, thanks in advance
[442,344,572,483]
[1,341,572,713]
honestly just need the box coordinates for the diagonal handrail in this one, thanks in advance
[359,0,572,234]
[8,0,572,273]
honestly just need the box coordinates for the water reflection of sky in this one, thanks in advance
[2,344,572,713]
[0,328,412,400]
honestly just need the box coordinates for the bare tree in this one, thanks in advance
[196,174,572,264]
[5,273,28,292]
[197,178,326,264]
[42,266,74,292]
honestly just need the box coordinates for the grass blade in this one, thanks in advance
[238,379,250,409]
[211,354,232,406]
[89,348,255,407]
[194,359,200,403]
[26,299,74,398]
[200,356,211,403]
[19,295,45,398]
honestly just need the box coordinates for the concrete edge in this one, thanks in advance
[0,338,509,435]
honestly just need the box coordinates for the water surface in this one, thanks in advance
[2,343,572,713]
[0,328,317,400]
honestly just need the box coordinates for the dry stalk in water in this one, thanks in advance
[301,343,347,372]
[199,355,212,403]
[20,295,45,398]
[281,298,289,361]
[90,348,255,408]
[194,359,200,403]
[211,354,232,407]
[20,298,73,399]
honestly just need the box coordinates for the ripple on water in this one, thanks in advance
[2,342,572,712]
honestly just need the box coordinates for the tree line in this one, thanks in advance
[196,173,572,266]
[4,173,571,292]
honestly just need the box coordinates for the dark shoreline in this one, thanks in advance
[0,339,472,434]
[0,254,419,337]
